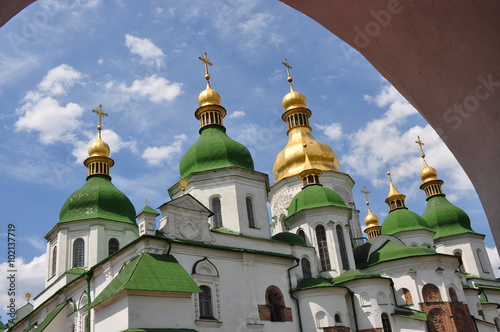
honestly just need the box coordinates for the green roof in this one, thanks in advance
[137,205,160,217]
[90,253,200,309]
[179,125,254,179]
[0,321,6,330]
[59,175,137,225]
[332,270,382,285]
[392,309,427,321]
[34,301,68,332]
[295,278,334,290]
[355,239,437,268]
[381,208,431,235]
[287,185,348,217]
[422,195,475,240]
[272,232,307,246]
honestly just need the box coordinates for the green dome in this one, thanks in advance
[59,175,136,225]
[287,185,347,217]
[381,208,431,235]
[272,232,307,245]
[422,195,475,240]
[366,240,436,266]
[179,125,254,179]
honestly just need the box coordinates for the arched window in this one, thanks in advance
[246,197,256,228]
[301,257,312,279]
[266,286,285,322]
[422,284,442,302]
[199,286,213,318]
[477,248,489,273]
[51,246,57,277]
[336,225,350,270]
[381,313,392,332]
[108,238,119,255]
[73,238,85,268]
[449,287,459,302]
[297,229,307,243]
[315,225,331,271]
[335,313,342,324]
[428,308,447,331]
[454,250,465,272]
[212,197,223,228]
[316,311,327,328]
[402,288,413,305]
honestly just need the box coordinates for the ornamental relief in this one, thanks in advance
[161,213,215,243]
[381,262,456,277]
[270,185,301,218]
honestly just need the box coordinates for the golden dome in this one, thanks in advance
[420,160,438,183]
[364,207,380,228]
[88,137,110,157]
[273,128,340,182]
[198,82,221,107]
[282,87,307,111]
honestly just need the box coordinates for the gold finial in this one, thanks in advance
[179,178,188,195]
[384,166,406,211]
[198,52,213,83]
[92,104,108,139]
[361,186,371,206]
[25,292,32,303]
[282,58,294,87]
[145,199,149,205]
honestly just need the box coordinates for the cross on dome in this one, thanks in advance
[198,52,213,82]
[92,104,108,139]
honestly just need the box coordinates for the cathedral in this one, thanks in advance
[6,54,500,332]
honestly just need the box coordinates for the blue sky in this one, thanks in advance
[0,0,497,318]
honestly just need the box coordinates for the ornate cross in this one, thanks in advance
[198,52,213,81]
[415,136,426,157]
[282,58,292,78]
[92,104,108,136]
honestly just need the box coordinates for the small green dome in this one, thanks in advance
[179,125,254,179]
[287,185,347,217]
[422,195,475,239]
[381,208,431,235]
[59,175,136,225]
[272,232,307,245]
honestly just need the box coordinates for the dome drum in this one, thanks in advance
[195,104,227,129]
[282,108,312,133]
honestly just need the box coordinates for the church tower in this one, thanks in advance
[269,59,362,244]
[416,137,494,278]
[44,106,138,286]
[168,53,270,239]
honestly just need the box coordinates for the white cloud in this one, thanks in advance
[228,110,246,118]
[487,246,500,278]
[142,134,187,166]
[0,254,46,319]
[37,64,83,95]
[16,97,84,144]
[124,34,166,69]
[314,122,343,140]
[117,75,183,104]
[343,84,473,199]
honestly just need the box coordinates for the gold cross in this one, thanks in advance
[92,104,108,134]
[361,186,371,205]
[415,136,426,157]
[198,52,213,81]
[282,58,292,78]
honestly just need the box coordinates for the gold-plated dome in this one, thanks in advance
[361,186,380,239]
[88,137,110,157]
[415,136,444,198]
[385,171,407,211]
[198,82,222,106]
[273,59,340,182]
[364,207,380,228]
[420,160,438,183]
[282,87,307,111]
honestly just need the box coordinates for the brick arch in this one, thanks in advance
[422,284,442,302]
[428,308,447,332]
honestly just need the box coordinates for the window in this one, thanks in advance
[477,248,489,273]
[449,287,459,302]
[246,197,256,228]
[454,250,465,272]
[297,229,307,243]
[315,225,331,271]
[51,246,57,277]
[335,313,342,324]
[267,287,285,322]
[422,283,442,302]
[301,258,312,279]
[212,197,222,228]
[402,288,413,305]
[199,286,213,318]
[316,311,327,328]
[73,238,85,268]
[108,238,119,255]
[336,225,350,270]
[381,313,392,332]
